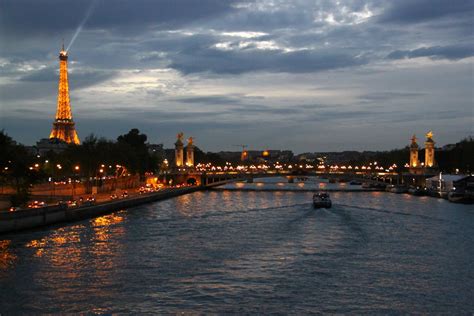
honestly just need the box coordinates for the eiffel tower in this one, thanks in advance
[49,44,80,144]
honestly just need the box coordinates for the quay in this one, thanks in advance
[0,186,200,235]
[211,187,381,193]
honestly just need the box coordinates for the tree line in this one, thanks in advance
[1,128,161,206]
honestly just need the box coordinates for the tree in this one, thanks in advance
[117,128,158,175]
[0,131,41,206]
[117,128,147,149]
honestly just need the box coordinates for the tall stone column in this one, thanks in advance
[409,134,419,168]
[175,132,184,167]
[424,131,435,168]
[186,137,194,167]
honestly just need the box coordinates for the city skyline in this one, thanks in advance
[0,0,473,152]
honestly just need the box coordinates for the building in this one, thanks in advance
[216,151,244,163]
[425,174,468,193]
[215,150,293,163]
[49,44,80,144]
[312,151,369,165]
[452,176,474,194]
[36,138,68,155]
[248,150,294,163]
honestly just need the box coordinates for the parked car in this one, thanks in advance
[28,201,47,208]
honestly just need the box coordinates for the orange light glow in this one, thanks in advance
[49,47,80,144]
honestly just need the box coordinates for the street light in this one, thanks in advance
[51,164,62,200]
[94,167,104,193]
[72,165,80,198]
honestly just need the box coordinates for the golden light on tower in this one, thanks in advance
[49,43,80,144]
[424,130,435,168]
[175,132,184,167]
[186,137,195,167]
[409,134,419,168]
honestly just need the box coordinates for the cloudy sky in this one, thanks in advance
[0,0,472,152]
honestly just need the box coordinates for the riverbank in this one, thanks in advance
[211,187,381,193]
[0,186,201,234]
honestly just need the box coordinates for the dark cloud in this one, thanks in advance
[359,91,427,101]
[231,105,298,115]
[0,67,115,103]
[19,67,116,88]
[0,83,54,102]
[173,95,245,105]
[387,44,474,61]
[377,0,474,24]
[0,0,245,37]
[171,94,265,106]
[171,48,368,74]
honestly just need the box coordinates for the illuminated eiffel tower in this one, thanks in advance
[49,44,80,144]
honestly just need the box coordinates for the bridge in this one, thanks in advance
[167,170,405,188]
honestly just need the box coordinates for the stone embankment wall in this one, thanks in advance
[0,186,200,234]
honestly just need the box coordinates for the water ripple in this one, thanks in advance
[0,189,473,313]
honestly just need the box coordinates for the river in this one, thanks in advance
[0,179,473,313]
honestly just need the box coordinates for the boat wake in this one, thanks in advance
[336,203,446,223]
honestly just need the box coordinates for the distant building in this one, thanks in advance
[261,150,293,162]
[216,150,293,163]
[313,151,367,165]
[452,176,474,194]
[425,174,468,193]
[36,138,68,155]
[217,151,242,163]
[296,153,317,162]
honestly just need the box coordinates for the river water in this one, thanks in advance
[0,179,473,313]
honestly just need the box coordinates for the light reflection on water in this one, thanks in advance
[223,177,362,191]
[0,184,473,314]
[0,240,16,269]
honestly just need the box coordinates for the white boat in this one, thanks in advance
[313,192,332,208]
